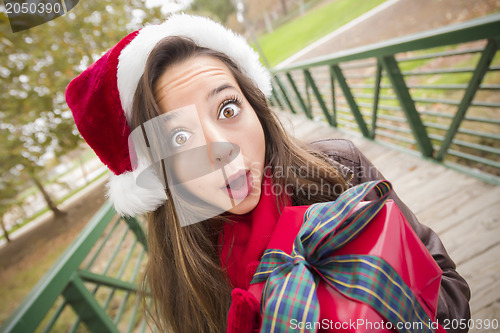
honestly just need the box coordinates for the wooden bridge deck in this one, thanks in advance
[277,110,500,332]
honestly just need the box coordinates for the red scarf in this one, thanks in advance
[219,174,289,289]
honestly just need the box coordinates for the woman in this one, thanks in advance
[66,14,470,333]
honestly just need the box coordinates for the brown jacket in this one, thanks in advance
[310,138,471,333]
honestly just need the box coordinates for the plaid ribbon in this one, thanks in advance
[251,180,435,333]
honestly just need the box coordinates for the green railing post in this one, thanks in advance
[63,274,120,333]
[370,60,383,139]
[1,202,116,333]
[0,198,152,332]
[331,65,370,137]
[286,72,311,118]
[303,69,334,125]
[125,216,148,251]
[436,39,498,161]
[381,55,434,157]
[305,73,312,111]
[270,82,284,109]
[329,65,338,127]
[273,75,297,114]
[77,270,139,292]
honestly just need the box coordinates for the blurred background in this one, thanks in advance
[1,0,500,331]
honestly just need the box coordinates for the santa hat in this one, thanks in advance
[66,14,271,217]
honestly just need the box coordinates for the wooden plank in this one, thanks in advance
[389,164,446,192]
[369,151,420,182]
[417,185,500,234]
[379,168,469,218]
[439,203,500,266]
[306,126,343,141]
[391,163,453,193]
[470,300,500,333]
[293,122,329,141]
[281,115,310,138]
[458,243,500,315]
[397,169,478,215]
[279,110,404,167]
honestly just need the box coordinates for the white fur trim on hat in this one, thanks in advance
[116,13,271,125]
[106,172,167,217]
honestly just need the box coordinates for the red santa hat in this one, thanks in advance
[65,14,271,217]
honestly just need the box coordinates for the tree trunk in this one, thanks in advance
[1,216,10,243]
[30,174,65,217]
[280,0,288,15]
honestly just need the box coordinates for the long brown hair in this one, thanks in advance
[131,36,348,332]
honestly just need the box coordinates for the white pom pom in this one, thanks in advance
[106,172,167,217]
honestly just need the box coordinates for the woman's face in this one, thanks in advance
[154,55,266,216]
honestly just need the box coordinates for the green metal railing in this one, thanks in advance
[1,201,150,333]
[270,13,500,184]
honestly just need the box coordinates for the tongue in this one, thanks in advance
[228,175,245,190]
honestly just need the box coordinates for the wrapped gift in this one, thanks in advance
[245,180,445,333]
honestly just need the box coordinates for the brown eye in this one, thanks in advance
[223,108,234,118]
[171,130,192,147]
[218,103,240,120]
[176,133,187,145]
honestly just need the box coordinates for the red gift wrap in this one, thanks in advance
[245,200,445,333]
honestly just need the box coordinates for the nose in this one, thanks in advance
[210,142,235,168]
[202,124,236,170]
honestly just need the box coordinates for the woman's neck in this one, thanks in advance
[219,175,289,289]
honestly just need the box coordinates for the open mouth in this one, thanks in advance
[221,170,252,201]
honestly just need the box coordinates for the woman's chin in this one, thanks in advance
[226,191,260,215]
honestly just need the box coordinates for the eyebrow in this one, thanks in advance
[161,108,185,122]
[207,83,237,100]
[160,84,238,122]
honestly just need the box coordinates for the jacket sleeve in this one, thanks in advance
[309,138,471,333]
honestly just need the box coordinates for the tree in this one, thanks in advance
[0,124,28,242]
[0,1,164,221]
[189,0,236,24]
[0,174,18,242]
[280,0,289,15]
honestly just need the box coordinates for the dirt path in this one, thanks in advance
[0,178,108,269]
[0,178,108,324]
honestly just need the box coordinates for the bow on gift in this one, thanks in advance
[251,180,435,333]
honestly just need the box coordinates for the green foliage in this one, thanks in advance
[0,1,164,220]
[189,0,235,23]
